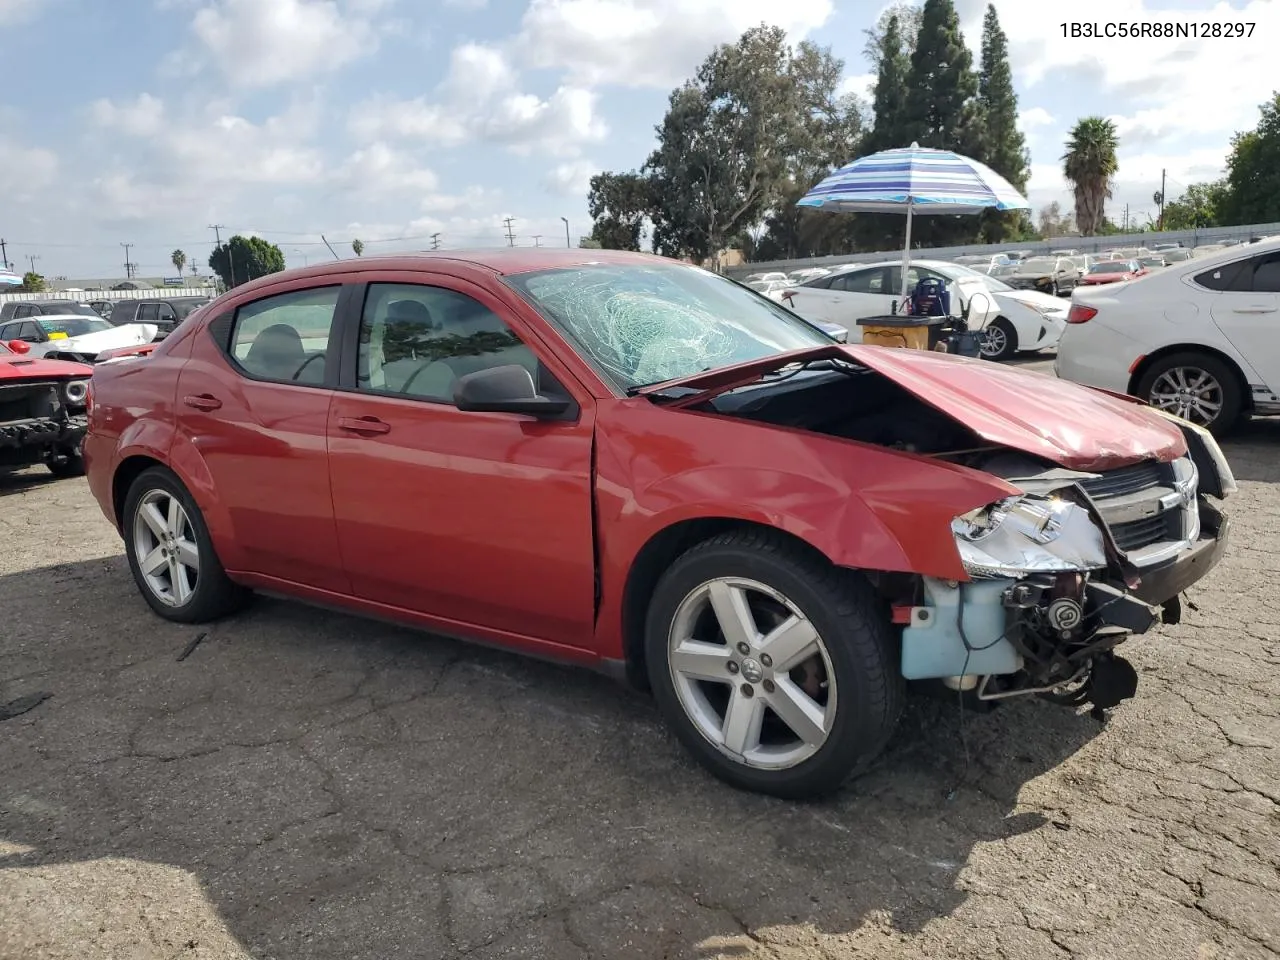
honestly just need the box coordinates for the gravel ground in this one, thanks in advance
[2,368,1278,960]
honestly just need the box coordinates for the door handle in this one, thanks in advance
[338,415,391,435]
[183,394,222,411]
[1233,305,1277,314]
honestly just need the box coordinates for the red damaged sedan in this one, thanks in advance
[84,250,1234,798]
[1078,258,1148,285]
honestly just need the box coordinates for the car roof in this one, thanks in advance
[224,248,673,300]
[4,313,103,322]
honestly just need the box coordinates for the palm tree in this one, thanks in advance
[171,249,187,275]
[352,238,364,256]
[1062,117,1119,236]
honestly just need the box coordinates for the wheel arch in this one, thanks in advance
[1127,344,1253,411]
[619,517,854,692]
[111,454,165,528]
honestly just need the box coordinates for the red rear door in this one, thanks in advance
[325,273,598,650]
[174,281,352,594]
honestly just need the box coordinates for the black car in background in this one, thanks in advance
[0,299,100,320]
[107,297,211,338]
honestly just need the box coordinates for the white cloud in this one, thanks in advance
[443,0,487,7]
[0,0,45,25]
[350,43,606,155]
[515,0,834,88]
[0,140,58,201]
[190,0,382,87]
[839,72,874,101]
[88,93,165,137]
[1018,106,1054,129]
[982,0,1276,144]
[543,159,597,197]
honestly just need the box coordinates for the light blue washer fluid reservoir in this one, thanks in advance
[900,577,1022,679]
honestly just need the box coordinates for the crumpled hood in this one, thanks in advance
[45,323,156,354]
[638,344,1186,472]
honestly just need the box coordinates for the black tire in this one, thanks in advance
[1134,351,1243,436]
[645,528,903,800]
[1050,280,1060,297]
[980,317,1018,362]
[122,466,249,623]
[47,453,85,479]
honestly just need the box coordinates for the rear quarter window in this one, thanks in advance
[1193,260,1250,291]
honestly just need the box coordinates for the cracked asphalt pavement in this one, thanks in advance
[2,384,1278,958]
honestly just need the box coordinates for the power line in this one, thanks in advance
[503,217,516,247]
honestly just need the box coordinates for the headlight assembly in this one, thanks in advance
[63,379,89,405]
[951,495,1108,579]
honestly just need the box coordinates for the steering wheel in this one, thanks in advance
[292,352,325,382]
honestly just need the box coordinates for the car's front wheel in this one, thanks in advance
[645,529,903,799]
[979,317,1018,361]
[122,466,249,623]
[1135,352,1243,435]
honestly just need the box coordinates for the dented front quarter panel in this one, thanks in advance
[591,398,1021,657]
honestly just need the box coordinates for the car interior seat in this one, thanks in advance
[243,323,308,381]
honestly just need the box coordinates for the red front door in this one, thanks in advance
[326,276,598,650]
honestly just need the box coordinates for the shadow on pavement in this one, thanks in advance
[0,556,1106,959]
[1221,417,1280,483]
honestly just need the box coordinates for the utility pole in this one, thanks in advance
[209,224,233,287]
[0,238,10,271]
[27,253,40,274]
[1123,204,1129,232]
[1157,168,1167,231]
[430,233,441,250]
[532,235,542,247]
[503,217,517,247]
[560,217,570,248]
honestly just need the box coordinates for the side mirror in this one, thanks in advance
[7,339,30,354]
[453,364,570,417]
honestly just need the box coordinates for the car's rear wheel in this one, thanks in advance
[1135,352,1243,435]
[645,529,903,799]
[123,466,249,623]
[980,317,1017,361]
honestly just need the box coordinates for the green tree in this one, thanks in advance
[585,172,652,250]
[1161,182,1225,230]
[976,4,1029,243]
[171,249,187,275]
[578,236,603,249]
[1062,116,1119,236]
[900,0,983,245]
[352,238,364,256]
[208,235,286,289]
[644,26,857,266]
[1036,200,1075,237]
[863,3,924,66]
[18,271,46,293]
[1217,92,1280,225]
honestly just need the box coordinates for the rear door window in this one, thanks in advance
[228,286,341,385]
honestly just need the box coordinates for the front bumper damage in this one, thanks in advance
[899,483,1230,717]
[0,414,87,471]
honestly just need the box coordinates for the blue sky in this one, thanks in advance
[1,0,1273,278]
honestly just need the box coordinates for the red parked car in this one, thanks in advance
[1,338,92,477]
[1078,259,1148,285]
[83,250,1235,798]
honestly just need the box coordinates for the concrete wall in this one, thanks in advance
[724,221,1280,278]
[0,287,214,305]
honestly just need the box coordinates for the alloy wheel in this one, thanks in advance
[667,577,837,770]
[979,324,1007,358]
[1148,366,1224,426]
[132,489,201,606]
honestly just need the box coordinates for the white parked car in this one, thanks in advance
[1056,237,1280,433]
[779,259,1068,361]
[0,314,158,364]
[743,271,789,284]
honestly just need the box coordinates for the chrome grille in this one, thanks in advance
[1078,461,1165,499]
[1079,458,1195,560]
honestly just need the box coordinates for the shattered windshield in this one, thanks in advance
[505,261,831,390]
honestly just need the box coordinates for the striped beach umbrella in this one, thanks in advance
[798,142,1030,297]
